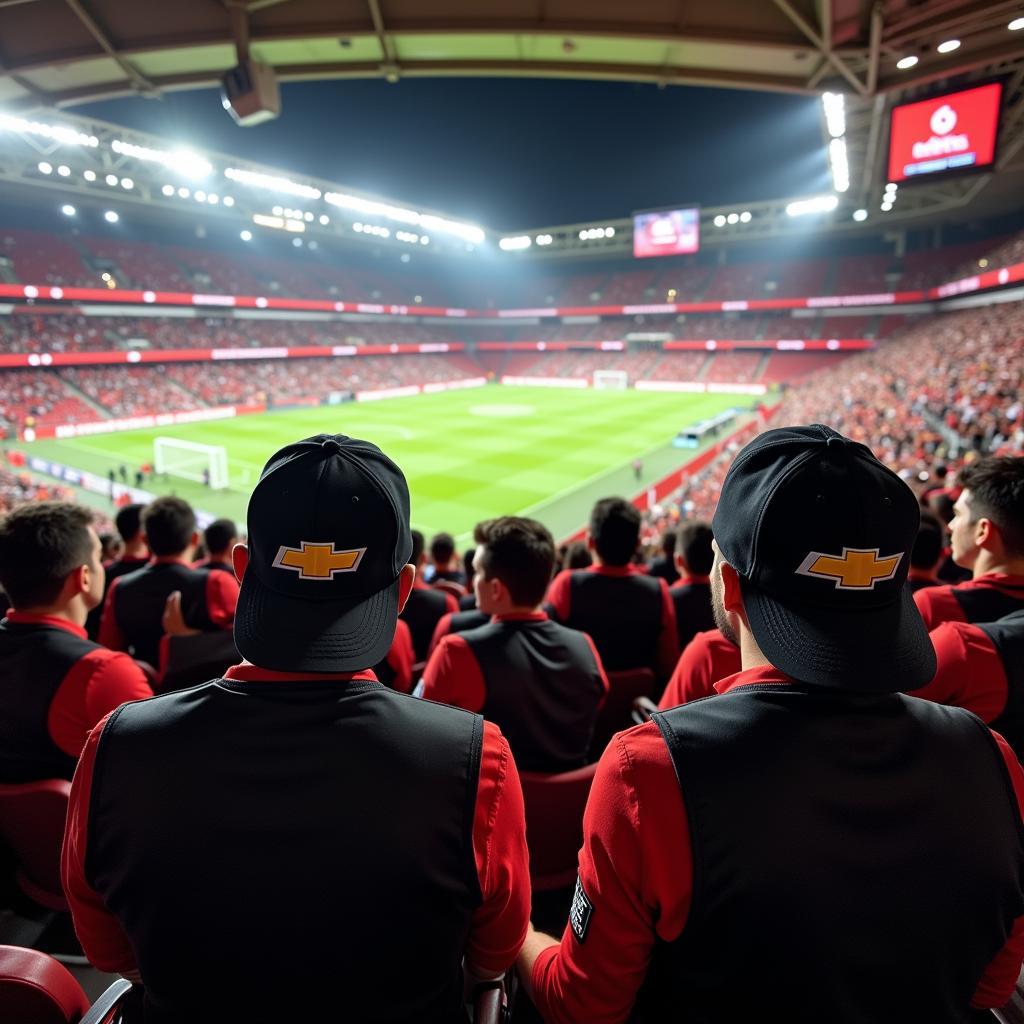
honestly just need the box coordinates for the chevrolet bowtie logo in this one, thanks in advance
[272,541,366,580]
[795,547,903,590]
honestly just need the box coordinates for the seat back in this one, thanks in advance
[159,631,239,693]
[0,945,90,1024]
[590,667,656,759]
[432,580,468,600]
[0,779,71,910]
[520,763,598,890]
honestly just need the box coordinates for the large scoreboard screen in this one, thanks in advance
[887,82,1003,183]
[633,207,700,259]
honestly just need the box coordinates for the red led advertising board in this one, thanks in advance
[888,82,1003,183]
[633,207,700,259]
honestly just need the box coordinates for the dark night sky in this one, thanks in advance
[78,78,830,230]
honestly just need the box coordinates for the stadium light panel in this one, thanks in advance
[319,214,330,225]
[57,165,70,177]
[195,190,207,202]
[499,235,532,251]
[83,169,96,181]
[161,184,174,196]
[0,113,98,148]
[606,226,616,237]
[61,204,76,216]
[420,236,429,245]
[225,166,321,200]
[208,194,219,204]
[936,39,961,53]
[852,208,868,221]
[120,177,133,189]
[178,187,190,199]
[727,213,739,224]
[105,173,117,186]
[739,211,752,223]
[37,161,52,174]
[880,201,893,212]
[253,213,285,229]
[535,234,553,245]
[828,138,850,192]
[785,195,839,217]
[822,92,846,138]
[240,230,253,241]
[111,139,212,179]
[324,190,484,244]
[713,214,726,227]
[104,210,119,223]
[896,55,919,70]
[1011,18,1024,30]
[223,196,235,207]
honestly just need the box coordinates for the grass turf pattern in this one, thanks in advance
[27,385,748,543]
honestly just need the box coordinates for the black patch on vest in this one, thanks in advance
[570,876,594,943]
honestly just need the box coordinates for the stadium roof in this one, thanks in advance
[1,1,1023,110]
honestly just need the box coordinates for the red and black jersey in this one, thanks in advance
[373,618,415,694]
[914,573,1024,632]
[85,555,149,640]
[400,578,458,661]
[0,613,152,782]
[191,557,235,576]
[669,576,715,653]
[421,611,609,772]
[659,629,742,709]
[62,665,530,1021]
[546,565,678,679]
[99,558,238,668]
[911,610,1024,757]
[428,608,489,656]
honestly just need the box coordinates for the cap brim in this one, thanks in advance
[233,571,399,673]
[740,577,936,692]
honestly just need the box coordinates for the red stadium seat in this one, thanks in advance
[432,580,468,600]
[0,945,90,1024]
[0,780,71,911]
[520,763,598,891]
[590,668,656,759]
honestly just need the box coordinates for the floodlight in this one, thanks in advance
[713,214,726,227]
[61,204,76,216]
[105,174,117,186]
[104,210,119,223]
[240,230,253,241]
[936,39,960,53]
[57,165,70,177]
[822,92,846,138]
[38,162,52,174]
[785,195,839,217]
[896,56,918,70]
[83,170,97,181]
[852,208,868,221]
[1011,18,1024,31]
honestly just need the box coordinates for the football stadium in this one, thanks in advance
[1,1,1024,1020]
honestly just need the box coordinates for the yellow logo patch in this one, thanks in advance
[272,541,366,580]
[795,547,903,590]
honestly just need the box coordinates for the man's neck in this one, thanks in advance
[973,553,1024,579]
[123,541,148,560]
[17,603,85,628]
[738,630,772,672]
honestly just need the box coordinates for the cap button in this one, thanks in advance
[826,435,846,448]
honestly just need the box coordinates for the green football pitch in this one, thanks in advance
[26,385,753,543]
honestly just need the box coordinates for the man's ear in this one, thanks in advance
[397,563,416,613]
[718,560,746,617]
[232,543,249,584]
[586,534,595,552]
[71,563,91,599]
[976,516,998,552]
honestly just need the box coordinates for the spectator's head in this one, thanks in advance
[462,547,475,582]
[675,521,714,578]
[564,541,592,570]
[410,529,426,568]
[473,517,555,615]
[99,531,122,562]
[142,497,198,558]
[928,492,956,525]
[949,456,1024,574]
[710,425,934,691]
[0,502,104,616]
[588,498,640,566]
[659,530,677,558]
[114,503,145,544]
[910,511,945,574]
[204,518,238,560]
[232,434,414,672]
[430,532,456,568]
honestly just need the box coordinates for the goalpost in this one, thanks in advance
[593,369,629,391]
[154,437,230,490]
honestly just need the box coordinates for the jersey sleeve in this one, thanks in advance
[428,612,455,657]
[98,577,127,651]
[908,622,1008,722]
[419,634,487,712]
[913,585,965,632]
[466,721,531,976]
[659,631,719,710]
[530,723,693,1024]
[61,713,139,974]
[972,730,1024,1008]
[205,571,239,630]
[545,571,572,623]
[385,620,415,694]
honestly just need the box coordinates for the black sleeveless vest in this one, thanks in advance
[86,556,149,640]
[979,610,1024,759]
[461,618,604,772]
[0,619,94,781]
[401,587,452,660]
[671,582,715,653]
[85,679,483,1023]
[952,580,1024,624]
[640,685,1024,1024]
[112,562,214,667]
[446,609,488,637]
[566,571,663,671]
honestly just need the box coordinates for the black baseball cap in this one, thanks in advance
[711,424,936,691]
[233,434,413,673]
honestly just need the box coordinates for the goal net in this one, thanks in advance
[593,369,629,391]
[154,437,229,490]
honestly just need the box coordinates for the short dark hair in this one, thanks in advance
[911,511,945,570]
[660,530,677,557]
[430,532,456,564]
[564,541,592,570]
[410,529,425,565]
[204,518,237,557]
[0,502,94,607]
[114,503,145,542]
[677,521,714,576]
[928,492,956,525]
[589,498,640,566]
[477,517,555,607]
[142,496,196,557]
[959,456,1024,557]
